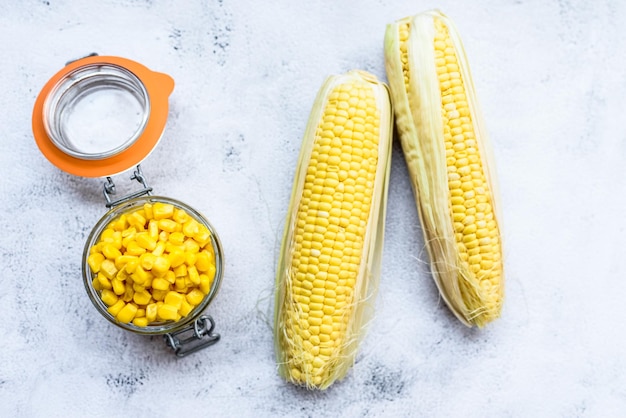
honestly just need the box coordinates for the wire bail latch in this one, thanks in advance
[103,165,153,208]
[164,315,220,357]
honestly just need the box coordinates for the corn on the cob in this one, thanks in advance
[274,70,393,389]
[384,10,504,327]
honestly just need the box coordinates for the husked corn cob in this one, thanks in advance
[274,70,393,389]
[384,10,504,327]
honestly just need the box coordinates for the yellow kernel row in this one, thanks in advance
[89,202,217,326]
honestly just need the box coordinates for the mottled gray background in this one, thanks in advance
[1,0,624,416]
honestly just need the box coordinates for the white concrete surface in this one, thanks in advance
[1,0,625,416]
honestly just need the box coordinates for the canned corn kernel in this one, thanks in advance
[83,196,224,336]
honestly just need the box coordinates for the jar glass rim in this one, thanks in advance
[42,63,151,160]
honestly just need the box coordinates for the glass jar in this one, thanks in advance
[83,195,224,349]
[32,54,225,356]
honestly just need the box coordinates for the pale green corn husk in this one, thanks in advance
[384,10,504,327]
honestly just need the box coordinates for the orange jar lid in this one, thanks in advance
[32,55,174,177]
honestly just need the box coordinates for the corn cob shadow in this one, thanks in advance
[384,10,505,328]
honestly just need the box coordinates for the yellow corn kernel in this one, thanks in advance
[274,70,392,390]
[199,273,213,294]
[99,259,118,279]
[131,265,150,285]
[181,219,199,238]
[173,208,189,224]
[169,232,185,246]
[153,202,175,220]
[101,228,115,241]
[92,277,103,291]
[102,243,121,260]
[87,253,105,273]
[124,257,140,274]
[168,250,186,268]
[89,243,102,255]
[122,282,135,302]
[183,239,200,254]
[140,252,157,271]
[111,278,126,296]
[158,219,178,233]
[125,241,146,256]
[157,304,178,321]
[165,243,184,254]
[101,289,118,306]
[136,308,146,318]
[146,303,157,322]
[116,269,129,283]
[179,299,193,317]
[164,270,176,284]
[148,220,159,240]
[174,277,187,292]
[97,273,112,290]
[117,303,138,323]
[121,229,136,244]
[187,265,200,286]
[187,266,200,286]
[384,10,504,327]
[164,291,184,309]
[121,233,136,250]
[152,289,168,301]
[185,252,197,267]
[186,288,205,306]
[133,290,152,306]
[114,255,138,271]
[113,232,123,250]
[205,264,216,282]
[136,233,157,251]
[111,214,128,231]
[152,241,166,257]
[133,317,148,327]
[184,276,195,288]
[143,203,154,220]
[121,225,136,237]
[173,264,187,278]
[107,299,126,317]
[151,277,170,291]
[151,256,171,276]
[194,229,211,247]
[128,211,146,229]
[195,251,213,272]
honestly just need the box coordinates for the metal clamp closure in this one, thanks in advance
[103,165,153,207]
[164,315,220,357]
